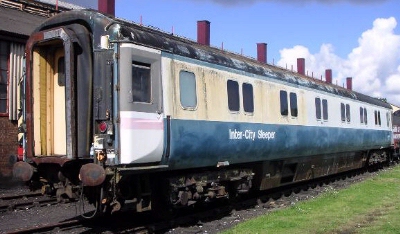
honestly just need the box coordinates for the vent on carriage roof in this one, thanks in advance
[257,43,267,64]
[325,69,332,84]
[347,77,353,90]
[197,20,210,46]
[297,58,305,75]
[98,0,115,16]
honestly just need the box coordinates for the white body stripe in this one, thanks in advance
[120,111,164,164]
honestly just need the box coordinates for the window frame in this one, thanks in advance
[340,103,346,122]
[360,107,364,124]
[280,90,288,116]
[179,70,197,110]
[378,111,381,126]
[345,104,351,122]
[360,107,368,125]
[364,108,368,125]
[289,92,298,117]
[374,110,381,126]
[242,82,254,114]
[131,61,152,103]
[322,99,328,121]
[119,44,162,114]
[0,40,9,116]
[227,79,240,112]
[315,97,321,120]
[387,111,390,127]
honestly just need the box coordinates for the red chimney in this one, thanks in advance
[297,58,305,75]
[325,69,332,84]
[197,20,210,46]
[346,77,352,90]
[98,0,115,16]
[257,43,267,64]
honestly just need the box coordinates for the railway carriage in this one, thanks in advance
[13,9,393,216]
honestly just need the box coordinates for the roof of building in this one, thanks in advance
[0,0,90,39]
[36,0,89,10]
[0,6,46,38]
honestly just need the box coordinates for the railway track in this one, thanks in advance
[0,192,58,213]
[3,164,390,233]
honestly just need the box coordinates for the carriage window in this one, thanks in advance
[374,110,381,126]
[316,98,328,121]
[290,92,298,117]
[364,108,368,124]
[57,57,65,86]
[227,80,239,111]
[132,61,151,103]
[387,112,390,127]
[378,111,381,126]
[340,103,345,122]
[322,99,328,120]
[360,107,364,124]
[179,71,197,108]
[280,90,288,116]
[315,98,321,120]
[346,104,351,122]
[242,83,254,113]
[360,107,368,125]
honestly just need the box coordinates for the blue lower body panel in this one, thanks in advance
[166,119,391,169]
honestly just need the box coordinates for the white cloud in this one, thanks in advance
[278,44,343,81]
[277,17,400,106]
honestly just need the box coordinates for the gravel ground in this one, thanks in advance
[0,168,384,234]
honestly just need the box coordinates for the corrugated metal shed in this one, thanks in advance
[0,7,46,39]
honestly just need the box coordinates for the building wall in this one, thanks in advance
[0,118,17,180]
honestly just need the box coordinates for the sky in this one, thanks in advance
[65,0,400,107]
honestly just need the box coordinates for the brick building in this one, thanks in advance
[0,0,83,182]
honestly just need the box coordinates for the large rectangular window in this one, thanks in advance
[0,40,9,115]
[280,90,288,116]
[227,80,239,112]
[242,83,254,113]
[179,71,197,108]
[290,92,298,117]
[131,61,151,103]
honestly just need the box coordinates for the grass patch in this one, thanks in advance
[222,166,400,234]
